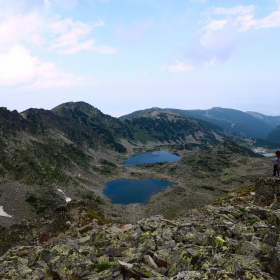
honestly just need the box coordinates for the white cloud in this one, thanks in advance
[93,18,105,27]
[206,20,227,30]
[163,19,238,73]
[237,9,280,31]
[204,57,217,67]
[211,4,280,32]
[0,45,36,85]
[0,45,90,89]
[189,0,207,3]
[48,18,95,54]
[52,0,78,9]
[0,2,115,55]
[164,61,194,73]
[94,45,118,54]
[166,4,268,72]
[116,20,152,43]
[184,22,238,67]
[0,12,45,51]
[139,68,149,75]
[212,5,255,16]
[55,40,94,54]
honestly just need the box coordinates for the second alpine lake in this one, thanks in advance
[103,178,177,204]
[121,150,181,166]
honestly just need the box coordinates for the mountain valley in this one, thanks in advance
[0,101,279,259]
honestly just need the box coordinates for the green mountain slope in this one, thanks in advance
[0,103,133,221]
[122,110,229,146]
[120,107,275,138]
[0,101,135,184]
[169,107,272,138]
[265,125,280,144]
[118,107,160,120]
[50,101,132,152]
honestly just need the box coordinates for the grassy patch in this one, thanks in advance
[86,210,119,225]
[96,261,119,272]
[79,225,93,234]
[212,184,255,206]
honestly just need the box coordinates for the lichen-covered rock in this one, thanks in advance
[255,177,280,206]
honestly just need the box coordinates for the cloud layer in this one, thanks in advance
[166,3,280,72]
[0,45,90,89]
[0,0,114,89]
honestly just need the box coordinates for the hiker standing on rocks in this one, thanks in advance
[273,151,280,176]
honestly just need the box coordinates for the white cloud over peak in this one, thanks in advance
[0,45,90,89]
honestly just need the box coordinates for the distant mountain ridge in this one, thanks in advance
[246,111,280,128]
[120,107,280,140]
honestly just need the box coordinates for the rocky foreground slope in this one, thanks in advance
[1,177,280,279]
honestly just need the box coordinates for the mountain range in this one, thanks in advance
[120,106,280,142]
[0,102,236,194]
[1,101,278,260]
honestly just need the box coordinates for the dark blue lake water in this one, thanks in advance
[121,150,181,165]
[103,178,177,204]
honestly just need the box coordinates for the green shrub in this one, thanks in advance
[25,196,37,203]
[86,210,115,225]
[79,225,93,234]
[96,261,119,272]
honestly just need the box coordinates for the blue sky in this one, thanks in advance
[1,0,280,117]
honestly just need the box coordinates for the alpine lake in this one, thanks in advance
[103,151,180,205]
